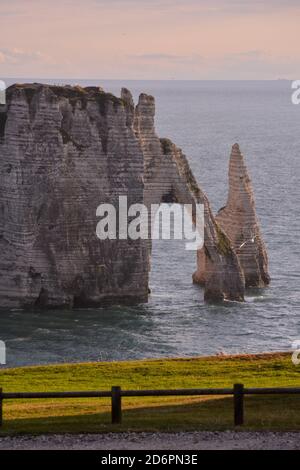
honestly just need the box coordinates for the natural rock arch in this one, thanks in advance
[0,84,269,309]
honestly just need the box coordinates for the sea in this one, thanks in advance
[1,79,299,367]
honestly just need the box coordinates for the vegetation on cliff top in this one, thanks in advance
[8,83,127,114]
[160,138,201,199]
[216,223,232,256]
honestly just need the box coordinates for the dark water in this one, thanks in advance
[1,80,300,367]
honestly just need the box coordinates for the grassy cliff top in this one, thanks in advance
[6,82,126,112]
[0,352,299,434]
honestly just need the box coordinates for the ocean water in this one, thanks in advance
[1,79,300,367]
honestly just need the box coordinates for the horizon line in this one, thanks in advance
[2,77,294,83]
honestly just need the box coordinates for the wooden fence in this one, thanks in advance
[0,384,300,427]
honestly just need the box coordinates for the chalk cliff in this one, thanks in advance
[0,84,148,308]
[193,144,270,290]
[216,143,270,287]
[0,83,247,308]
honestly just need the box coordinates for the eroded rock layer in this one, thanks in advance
[0,84,245,308]
[0,84,148,308]
[216,144,270,288]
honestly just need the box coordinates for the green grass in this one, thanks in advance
[0,352,299,435]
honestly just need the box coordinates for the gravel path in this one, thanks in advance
[0,431,299,450]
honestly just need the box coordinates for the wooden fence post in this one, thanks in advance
[111,386,122,424]
[0,388,3,426]
[234,383,244,426]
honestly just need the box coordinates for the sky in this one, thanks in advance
[0,0,300,80]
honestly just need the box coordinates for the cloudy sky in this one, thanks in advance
[0,0,299,79]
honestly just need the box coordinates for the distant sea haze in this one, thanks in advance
[1,80,299,367]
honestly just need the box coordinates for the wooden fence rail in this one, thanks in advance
[0,384,299,427]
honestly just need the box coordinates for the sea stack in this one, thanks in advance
[216,143,270,288]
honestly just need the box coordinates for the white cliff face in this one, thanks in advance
[216,143,270,288]
[0,84,148,308]
[0,84,248,309]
